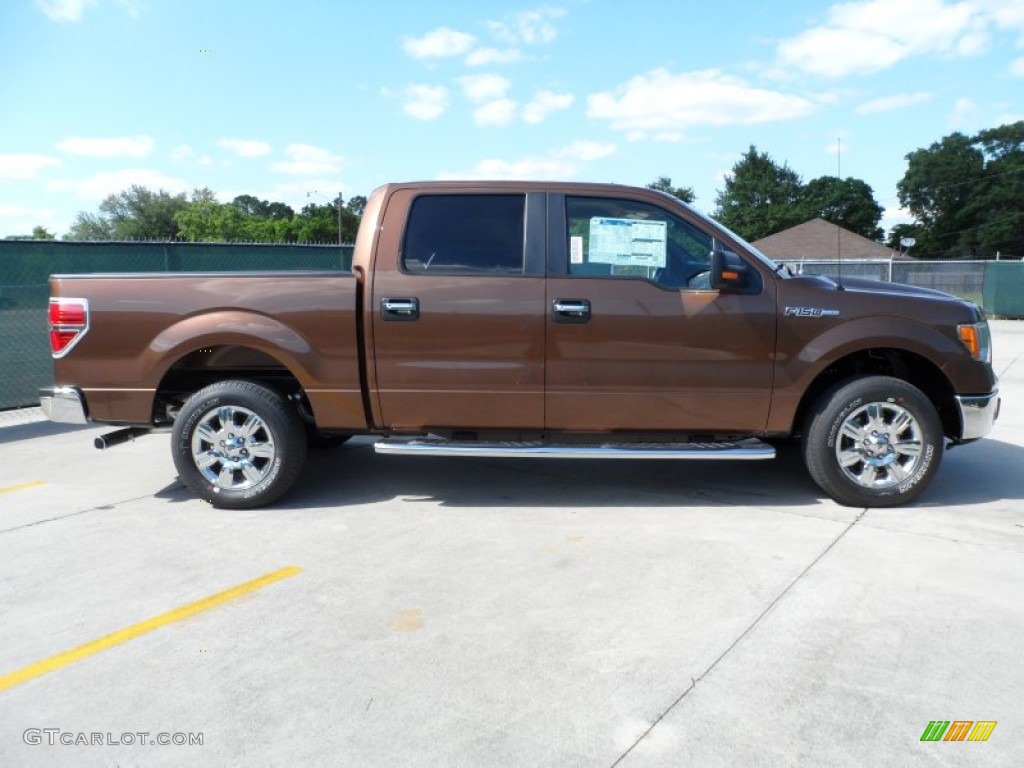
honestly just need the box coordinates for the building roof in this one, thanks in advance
[751,218,905,261]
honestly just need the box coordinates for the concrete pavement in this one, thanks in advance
[0,321,1021,767]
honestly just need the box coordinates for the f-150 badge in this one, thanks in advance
[784,307,841,317]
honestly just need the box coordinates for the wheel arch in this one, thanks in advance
[790,347,960,438]
[152,341,314,426]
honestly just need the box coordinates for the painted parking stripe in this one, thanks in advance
[0,481,46,494]
[0,566,301,691]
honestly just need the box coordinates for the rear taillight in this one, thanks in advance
[48,298,89,357]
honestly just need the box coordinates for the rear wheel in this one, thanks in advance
[803,376,943,507]
[172,379,307,509]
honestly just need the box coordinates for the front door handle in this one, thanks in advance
[552,299,591,324]
[381,297,420,321]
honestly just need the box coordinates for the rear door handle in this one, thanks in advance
[381,297,420,321]
[552,299,591,324]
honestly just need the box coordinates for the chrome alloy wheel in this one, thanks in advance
[835,401,922,489]
[191,405,277,490]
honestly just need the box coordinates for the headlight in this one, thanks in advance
[958,321,992,363]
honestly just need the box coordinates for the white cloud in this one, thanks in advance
[117,0,141,19]
[563,141,616,161]
[881,205,914,233]
[0,153,61,179]
[47,169,189,200]
[0,205,59,238]
[523,90,574,123]
[441,140,615,180]
[35,0,95,22]
[465,47,522,66]
[270,144,344,175]
[855,91,933,114]
[217,138,272,158]
[169,144,193,161]
[198,155,213,167]
[825,140,847,155]
[776,0,987,77]
[1011,57,1024,77]
[56,135,153,158]
[949,96,979,130]
[0,204,56,220]
[587,69,816,134]
[996,112,1024,125]
[488,7,566,45]
[984,2,1024,43]
[402,27,476,59]
[403,84,449,120]
[459,74,511,102]
[474,99,519,127]
[264,180,351,210]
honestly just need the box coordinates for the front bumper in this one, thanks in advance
[955,391,1000,441]
[39,386,89,425]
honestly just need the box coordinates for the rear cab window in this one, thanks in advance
[402,195,525,275]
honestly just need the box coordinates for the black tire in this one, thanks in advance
[172,379,307,509]
[802,376,943,508]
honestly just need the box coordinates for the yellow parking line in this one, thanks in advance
[0,566,301,691]
[0,480,46,494]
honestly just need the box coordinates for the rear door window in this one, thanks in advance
[402,194,525,275]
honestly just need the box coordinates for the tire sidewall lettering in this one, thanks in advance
[898,443,935,495]
[827,396,863,449]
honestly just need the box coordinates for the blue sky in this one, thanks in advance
[1,0,1022,238]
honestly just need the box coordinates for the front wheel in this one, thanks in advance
[172,380,307,509]
[802,376,943,507]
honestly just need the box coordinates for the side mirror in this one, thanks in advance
[710,249,759,293]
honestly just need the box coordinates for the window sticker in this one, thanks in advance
[570,236,584,264]
[588,217,667,267]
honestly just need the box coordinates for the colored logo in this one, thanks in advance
[920,721,997,742]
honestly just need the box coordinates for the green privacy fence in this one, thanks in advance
[0,241,353,410]
[2,244,1022,411]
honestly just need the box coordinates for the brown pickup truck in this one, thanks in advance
[41,181,999,508]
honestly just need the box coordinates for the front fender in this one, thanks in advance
[783,316,966,388]
[767,315,969,434]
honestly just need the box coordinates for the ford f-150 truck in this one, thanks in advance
[40,181,999,508]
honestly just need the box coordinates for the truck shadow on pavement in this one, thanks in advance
[250,436,1024,511]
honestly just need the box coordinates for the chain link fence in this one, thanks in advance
[0,241,353,414]
[786,258,988,305]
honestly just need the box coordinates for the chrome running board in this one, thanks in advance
[374,437,775,460]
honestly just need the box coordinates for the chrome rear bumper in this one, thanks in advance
[39,386,89,425]
[955,391,1000,441]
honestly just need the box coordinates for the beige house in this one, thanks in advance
[751,218,907,261]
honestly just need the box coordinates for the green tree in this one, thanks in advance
[174,201,242,242]
[345,195,368,217]
[31,226,56,240]
[897,132,985,257]
[970,122,1024,258]
[64,212,114,240]
[646,176,696,203]
[66,185,190,240]
[99,185,189,239]
[713,146,805,241]
[894,123,1024,258]
[800,176,884,240]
